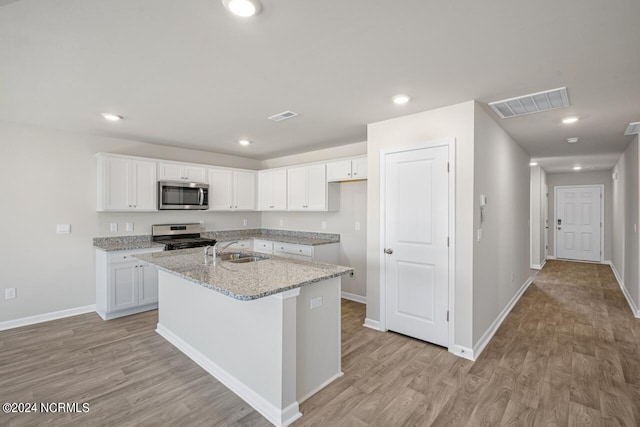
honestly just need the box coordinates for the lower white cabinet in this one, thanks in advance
[273,242,339,264]
[253,239,274,254]
[225,240,253,250]
[96,247,164,320]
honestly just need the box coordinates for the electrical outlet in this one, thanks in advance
[310,296,323,310]
[110,223,118,232]
[321,221,327,229]
[279,219,284,227]
[56,224,71,234]
[199,220,205,229]
[5,288,16,300]
[355,221,360,231]
[125,222,134,232]
[477,229,482,242]
[243,219,248,226]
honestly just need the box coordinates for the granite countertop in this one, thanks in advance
[202,229,340,246]
[133,248,352,301]
[94,229,340,251]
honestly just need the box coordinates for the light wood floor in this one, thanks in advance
[1,260,639,426]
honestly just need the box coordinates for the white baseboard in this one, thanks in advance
[341,292,366,304]
[156,324,302,427]
[0,304,97,331]
[450,345,475,361]
[546,255,556,260]
[97,304,158,320]
[297,371,343,404]
[471,276,534,360]
[363,318,383,331]
[530,259,547,270]
[608,263,640,318]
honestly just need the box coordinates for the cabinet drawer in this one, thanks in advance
[107,247,163,264]
[227,240,252,250]
[273,242,313,257]
[253,239,273,254]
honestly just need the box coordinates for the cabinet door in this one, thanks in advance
[287,167,307,210]
[158,163,184,181]
[271,170,288,210]
[109,262,138,311]
[352,157,368,179]
[306,164,327,210]
[131,160,157,210]
[184,166,207,183]
[138,262,159,305]
[253,239,273,254]
[103,157,131,210]
[208,169,234,210]
[233,171,256,210]
[326,160,352,181]
[258,171,273,210]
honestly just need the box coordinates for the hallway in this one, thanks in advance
[296,260,640,426]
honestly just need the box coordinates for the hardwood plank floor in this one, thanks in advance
[1,260,638,426]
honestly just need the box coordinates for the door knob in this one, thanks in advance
[384,248,393,254]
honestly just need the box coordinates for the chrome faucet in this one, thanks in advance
[204,241,238,265]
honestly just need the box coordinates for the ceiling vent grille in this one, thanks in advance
[489,87,570,119]
[268,110,299,122]
[625,122,640,135]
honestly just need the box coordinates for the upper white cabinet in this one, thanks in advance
[326,156,367,182]
[208,168,256,211]
[158,162,207,183]
[97,154,157,211]
[287,164,338,211]
[258,169,287,211]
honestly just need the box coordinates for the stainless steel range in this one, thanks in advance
[152,223,216,251]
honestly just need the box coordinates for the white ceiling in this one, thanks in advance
[1,0,639,170]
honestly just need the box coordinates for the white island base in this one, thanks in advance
[155,271,342,427]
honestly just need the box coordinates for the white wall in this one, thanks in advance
[530,166,547,268]
[0,122,261,323]
[612,136,639,308]
[546,171,613,260]
[260,142,368,299]
[366,101,476,349]
[472,105,531,345]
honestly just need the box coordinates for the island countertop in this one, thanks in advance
[134,248,352,301]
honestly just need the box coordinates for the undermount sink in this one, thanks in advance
[218,252,268,263]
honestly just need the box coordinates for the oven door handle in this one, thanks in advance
[198,188,204,205]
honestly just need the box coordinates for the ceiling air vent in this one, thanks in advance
[489,87,570,119]
[268,110,299,122]
[624,122,640,135]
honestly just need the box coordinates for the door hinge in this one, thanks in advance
[446,310,449,322]
[447,162,450,173]
[447,237,450,247]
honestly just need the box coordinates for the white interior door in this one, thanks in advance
[556,186,602,262]
[384,145,449,347]
[544,184,549,258]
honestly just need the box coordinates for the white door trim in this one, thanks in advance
[553,184,604,262]
[379,138,456,353]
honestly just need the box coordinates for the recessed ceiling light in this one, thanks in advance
[101,113,123,121]
[529,162,539,166]
[562,116,579,124]
[392,94,411,105]
[567,137,580,144]
[222,0,261,17]
[238,139,251,146]
[573,166,582,171]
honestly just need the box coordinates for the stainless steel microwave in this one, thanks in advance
[158,181,209,210]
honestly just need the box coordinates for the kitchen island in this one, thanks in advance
[134,248,352,427]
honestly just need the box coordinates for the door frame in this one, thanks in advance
[379,138,456,352]
[553,184,604,262]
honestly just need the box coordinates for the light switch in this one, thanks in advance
[243,219,248,226]
[279,219,284,227]
[355,221,361,231]
[477,229,482,242]
[321,221,327,229]
[56,224,71,234]
[310,296,323,310]
[110,223,118,232]
[125,222,134,232]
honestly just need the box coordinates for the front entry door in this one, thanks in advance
[384,145,449,347]
[555,186,602,262]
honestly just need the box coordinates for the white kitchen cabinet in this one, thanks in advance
[96,247,164,320]
[225,240,252,251]
[272,241,339,264]
[253,239,274,254]
[97,154,157,211]
[287,164,338,211]
[326,156,367,182]
[258,169,287,210]
[208,168,256,211]
[158,162,207,183]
